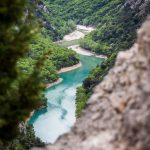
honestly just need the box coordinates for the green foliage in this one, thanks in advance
[76,87,89,117]
[79,36,112,56]
[36,0,76,40]
[31,33,79,70]
[0,125,44,150]
[0,0,46,142]
[76,53,117,116]
[17,33,79,84]
[75,0,150,116]
[79,0,150,56]
[36,0,122,40]
[83,53,117,92]
[17,58,58,84]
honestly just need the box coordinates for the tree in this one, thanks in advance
[0,0,45,142]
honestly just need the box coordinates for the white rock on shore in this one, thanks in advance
[58,62,82,74]
[68,45,107,59]
[46,78,63,88]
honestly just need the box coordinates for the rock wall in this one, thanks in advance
[121,0,150,16]
[33,18,150,150]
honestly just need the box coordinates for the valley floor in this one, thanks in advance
[63,25,95,41]
[57,25,107,58]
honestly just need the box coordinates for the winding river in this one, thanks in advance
[29,26,104,144]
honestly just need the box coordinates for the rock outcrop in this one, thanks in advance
[121,0,150,17]
[33,18,150,150]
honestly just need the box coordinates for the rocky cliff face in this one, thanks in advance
[33,18,150,150]
[122,0,150,16]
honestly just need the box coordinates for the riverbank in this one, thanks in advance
[63,26,95,41]
[63,31,84,41]
[26,110,35,123]
[58,62,82,74]
[47,78,63,88]
[57,25,107,59]
[46,62,82,88]
[68,45,107,59]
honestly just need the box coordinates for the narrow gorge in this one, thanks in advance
[0,0,150,149]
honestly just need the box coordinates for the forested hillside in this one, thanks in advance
[75,0,150,116]
[80,0,150,55]
[40,0,150,57]
[35,0,76,40]
[18,33,79,84]
[35,0,150,116]
[17,0,80,85]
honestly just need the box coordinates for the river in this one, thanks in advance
[29,26,104,144]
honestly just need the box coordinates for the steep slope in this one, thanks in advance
[34,0,123,40]
[76,0,150,116]
[41,18,150,150]
[81,0,150,55]
[35,0,76,40]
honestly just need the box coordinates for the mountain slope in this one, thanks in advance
[80,0,150,55]
[76,0,150,116]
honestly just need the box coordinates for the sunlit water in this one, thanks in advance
[29,55,103,143]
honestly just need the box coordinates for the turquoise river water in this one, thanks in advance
[29,54,103,143]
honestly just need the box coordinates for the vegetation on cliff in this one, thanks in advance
[1,125,44,149]
[76,53,116,116]
[35,0,76,40]
[75,0,150,116]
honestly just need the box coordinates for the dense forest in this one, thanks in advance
[74,0,150,116]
